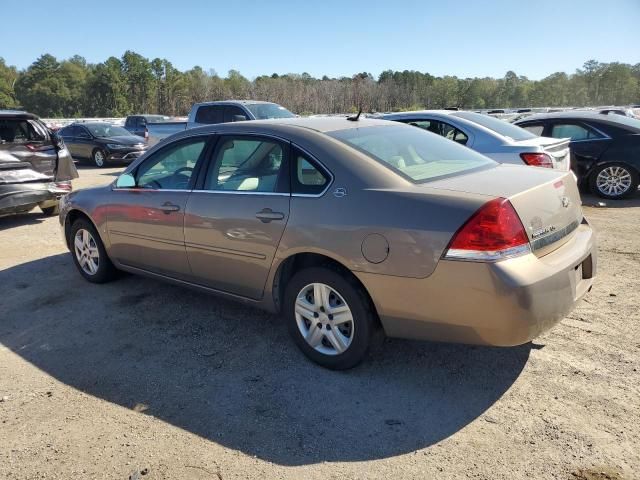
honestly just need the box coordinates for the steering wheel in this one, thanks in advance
[175,167,193,176]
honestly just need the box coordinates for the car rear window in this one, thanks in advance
[245,103,295,120]
[0,119,47,144]
[452,111,536,141]
[328,125,495,183]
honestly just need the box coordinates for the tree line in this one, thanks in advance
[0,52,638,118]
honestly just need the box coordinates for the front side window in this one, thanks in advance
[205,137,286,192]
[136,137,207,189]
[195,106,224,124]
[76,127,91,139]
[223,106,248,123]
[292,149,329,195]
[551,123,604,141]
[86,124,130,138]
[245,103,295,120]
[329,125,495,183]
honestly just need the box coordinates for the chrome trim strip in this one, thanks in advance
[111,188,192,192]
[185,242,266,259]
[444,244,531,262]
[191,190,290,197]
[531,219,580,251]
[109,230,184,247]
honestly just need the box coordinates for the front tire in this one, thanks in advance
[92,148,107,168]
[284,267,376,369]
[589,163,638,199]
[70,218,117,283]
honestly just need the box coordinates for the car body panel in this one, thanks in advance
[60,118,597,347]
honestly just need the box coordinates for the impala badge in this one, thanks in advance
[333,187,347,198]
[561,196,570,208]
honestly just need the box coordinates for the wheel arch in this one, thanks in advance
[64,209,102,251]
[271,252,382,328]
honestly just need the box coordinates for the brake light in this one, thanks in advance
[25,143,53,152]
[54,181,72,192]
[144,127,149,142]
[520,152,553,168]
[444,197,530,261]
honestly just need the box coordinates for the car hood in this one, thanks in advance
[96,136,145,146]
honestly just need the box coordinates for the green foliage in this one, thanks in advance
[2,54,638,117]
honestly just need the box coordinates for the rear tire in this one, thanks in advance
[70,218,117,283]
[92,148,107,168]
[284,267,376,369]
[589,163,638,199]
[40,205,59,216]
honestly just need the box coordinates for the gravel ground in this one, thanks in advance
[0,165,638,480]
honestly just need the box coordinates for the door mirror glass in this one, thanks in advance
[115,173,136,188]
[232,114,247,122]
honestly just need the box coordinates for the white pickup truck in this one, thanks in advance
[143,100,295,147]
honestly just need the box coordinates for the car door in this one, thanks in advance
[60,126,82,158]
[545,121,612,178]
[75,126,94,158]
[106,135,210,278]
[184,134,290,299]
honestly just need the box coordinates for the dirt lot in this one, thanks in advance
[1,165,638,480]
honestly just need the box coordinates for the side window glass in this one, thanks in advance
[224,106,248,123]
[551,123,603,141]
[292,150,329,195]
[195,106,224,124]
[206,138,284,192]
[77,127,91,139]
[407,120,467,145]
[136,137,207,189]
[522,124,544,136]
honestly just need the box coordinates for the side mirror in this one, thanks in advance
[115,173,136,188]
[232,114,247,122]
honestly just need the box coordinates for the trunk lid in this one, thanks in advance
[424,164,583,256]
[512,136,571,171]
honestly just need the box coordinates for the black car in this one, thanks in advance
[0,110,78,217]
[515,112,640,199]
[57,122,147,168]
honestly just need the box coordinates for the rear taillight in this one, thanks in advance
[54,181,72,192]
[444,197,530,261]
[144,127,149,142]
[520,152,553,168]
[25,143,53,152]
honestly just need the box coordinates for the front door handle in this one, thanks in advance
[159,201,180,214]
[256,208,285,223]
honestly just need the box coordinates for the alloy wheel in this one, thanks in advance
[596,166,632,197]
[74,228,100,275]
[294,283,354,355]
[94,150,105,167]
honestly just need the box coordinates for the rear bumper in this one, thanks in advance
[356,223,597,346]
[0,182,69,216]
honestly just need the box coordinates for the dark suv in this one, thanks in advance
[0,110,78,217]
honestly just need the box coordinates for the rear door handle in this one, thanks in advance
[159,201,180,214]
[256,208,285,223]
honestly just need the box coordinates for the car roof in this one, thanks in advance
[516,111,620,122]
[0,109,39,120]
[221,116,395,133]
[193,100,281,107]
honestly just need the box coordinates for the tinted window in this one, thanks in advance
[195,106,224,124]
[0,119,46,144]
[406,120,468,145]
[245,103,295,119]
[86,124,130,137]
[521,124,544,136]
[205,137,285,192]
[224,106,248,123]
[292,149,329,195]
[76,126,91,138]
[136,137,207,189]
[329,125,495,183]
[452,111,536,141]
[124,117,135,128]
[551,123,603,141]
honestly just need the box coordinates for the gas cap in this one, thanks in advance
[361,234,389,264]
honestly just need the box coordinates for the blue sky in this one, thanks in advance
[2,0,638,79]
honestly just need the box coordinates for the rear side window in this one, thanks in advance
[205,137,287,192]
[521,124,544,136]
[0,119,47,144]
[195,106,224,124]
[406,120,468,145]
[292,149,330,195]
[329,124,495,183]
[551,123,604,141]
[452,111,536,141]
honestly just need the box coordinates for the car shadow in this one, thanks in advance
[0,210,49,230]
[0,254,530,465]
[581,190,640,208]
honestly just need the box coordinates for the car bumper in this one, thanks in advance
[355,223,597,346]
[106,149,146,163]
[0,181,70,216]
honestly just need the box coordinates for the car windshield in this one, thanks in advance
[329,124,496,183]
[245,103,295,119]
[452,111,536,141]
[86,124,131,137]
